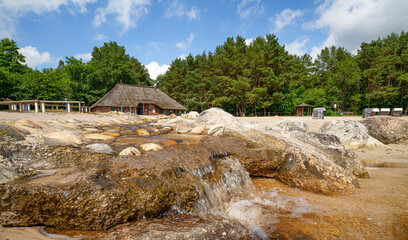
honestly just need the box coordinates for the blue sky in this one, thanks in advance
[1,0,408,79]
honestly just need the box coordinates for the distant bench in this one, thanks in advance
[342,112,354,115]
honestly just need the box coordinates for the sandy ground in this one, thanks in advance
[0,111,139,123]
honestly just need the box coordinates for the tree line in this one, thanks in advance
[157,32,408,116]
[0,40,151,108]
[1,31,408,115]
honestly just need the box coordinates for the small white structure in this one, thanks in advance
[379,108,390,116]
[391,108,403,117]
[312,107,326,120]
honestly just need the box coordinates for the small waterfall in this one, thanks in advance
[192,156,256,214]
[192,156,269,239]
[191,156,323,240]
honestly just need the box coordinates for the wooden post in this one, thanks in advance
[67,103,71,113]
[35,102,39,113]
[27,104,31,111]
[19,103,22,112]
[41,102,45,113]
[79,102,81,112]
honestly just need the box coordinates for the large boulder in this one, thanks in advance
[0,137,262,230]
[291,131,369,178]
[225,129,362,194]
[187,111,200,119]
[319,120,383,149]
[361,116,408,144]
[269,119,309,132]
[196,108,242,128]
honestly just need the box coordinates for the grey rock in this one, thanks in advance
[84,143,114,154]
[196,108,242,128]
[270,119,309,132]
[225,128,362,194]
[361,116,408,144]
[319,120,383,149]
[291,131,369,178]
[43,137,79,147]
[0,123,25,141]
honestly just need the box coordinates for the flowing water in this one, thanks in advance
[191,157,408,240]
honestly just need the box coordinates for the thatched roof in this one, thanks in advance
[90,84,186,110]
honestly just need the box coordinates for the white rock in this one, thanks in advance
[85,143,114,154]
[44,131,82,145]
[190,126,206,134]
[140,143,163,152]
[187,111,200,119]
[319,120,384,149]
[196,108,242,128]
[270,119,309,132]
[83,133,115,141]
[208,124,224,136]
[119,147,141,156]
[243,121,259,129]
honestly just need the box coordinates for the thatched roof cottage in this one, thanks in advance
[90,84,186,115]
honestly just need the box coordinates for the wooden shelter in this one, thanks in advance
[296,103,311,116]
[90,84,186,115]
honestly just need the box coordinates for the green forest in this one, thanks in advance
[1,31,408,116]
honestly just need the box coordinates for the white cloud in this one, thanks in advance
[0,9,15,38]
[94,0,151,33]
[310,34,336,59]
[0,0,97,14]
[74,52,92,61]
[245,38,254,46]
[176,33,194,51]
[178,53,187,60]
[237,0,264,18]
[18,46,52,68]
[145,61,169,80]
[165,0,200,20]
[285,37,308,56]
[271,9,302,33]
[93,34,109,41]
[0,0,96,38]
[307,0,408,54]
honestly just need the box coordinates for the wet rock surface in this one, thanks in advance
[361,116,408,144]
[88,214,251,240]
